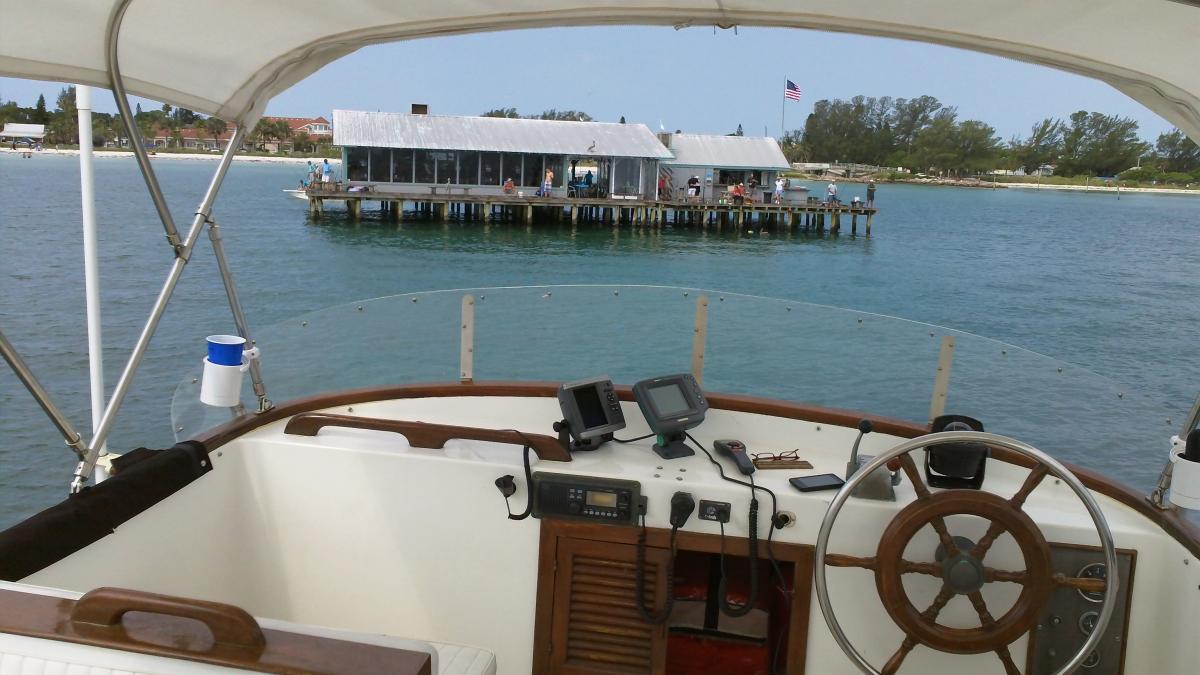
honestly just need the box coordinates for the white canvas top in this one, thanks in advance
[0,123,46,139]
[333,110,672,158]
[0,2,1197,140]
[663,134,790,170]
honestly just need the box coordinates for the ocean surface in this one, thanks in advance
[1,152,1198,529]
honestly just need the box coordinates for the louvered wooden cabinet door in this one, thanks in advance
[547,538,671,674]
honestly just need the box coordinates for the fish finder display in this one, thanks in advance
[573,386,608,429]
[648,383,690,417]
[632,373,709,460]
[557,376,626,448]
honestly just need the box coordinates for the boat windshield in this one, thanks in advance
[171,285,1176,490]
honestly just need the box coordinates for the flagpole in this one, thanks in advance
[781,78,786,139]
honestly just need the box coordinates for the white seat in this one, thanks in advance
[433,641,498,675]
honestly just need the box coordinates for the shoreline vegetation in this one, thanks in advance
[781,94,1200,190]
[784,173,1200,195]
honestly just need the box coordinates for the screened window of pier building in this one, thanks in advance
[480,152,500,185]
[369,148,390,183]
[346,147,368,181]
[392,149,413,183]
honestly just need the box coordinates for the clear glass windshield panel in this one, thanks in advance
[171,285,1174,489]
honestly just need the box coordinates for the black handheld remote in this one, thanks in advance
[714,439,755,476]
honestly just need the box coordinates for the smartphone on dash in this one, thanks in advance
[790,474,845,492]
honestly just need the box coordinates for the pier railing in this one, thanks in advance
[171,285,1175,489]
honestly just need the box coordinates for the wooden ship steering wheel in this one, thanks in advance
[814,431,1119,674]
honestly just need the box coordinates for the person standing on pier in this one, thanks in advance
[867,180,877,207]
[543,168,554,197]
[322,158,332,186]
[826,179,838,204]
[774,177,785,204]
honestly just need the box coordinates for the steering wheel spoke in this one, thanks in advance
[1052,573,1106,593]
[1010,464,1050,510]
[897,453,930,500]
[825,553,877,571]
[881,637,918,675]
[994,645,1021,675]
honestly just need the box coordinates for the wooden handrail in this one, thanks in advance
[283,412,571,462]
[72,587,265,652]
[0,586,432,673]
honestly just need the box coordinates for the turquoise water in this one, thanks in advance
[1,153,1198,528]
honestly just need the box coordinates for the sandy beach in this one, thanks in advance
[0,147,338,165]
[1003,182,1199,196]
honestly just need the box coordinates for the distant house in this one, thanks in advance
[334,108,670,198]
[248,116,332,153]
[277,116,331,138]
[659,133,791,201]
[148,125,239,151]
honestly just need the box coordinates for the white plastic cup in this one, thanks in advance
[1171,449,1200,510]
[200,357,250,407]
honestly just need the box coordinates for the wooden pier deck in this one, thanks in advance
[303,188,878,235]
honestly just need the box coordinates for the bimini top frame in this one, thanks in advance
[3,1,276,492]
[2,1,1199,142]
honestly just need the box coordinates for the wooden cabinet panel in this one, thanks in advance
[548,538,669,674]
[533,520,814,675]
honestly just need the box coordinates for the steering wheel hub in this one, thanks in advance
[943,554,985,594]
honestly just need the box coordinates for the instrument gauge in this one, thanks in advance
[1078,610,1099,635]
[1076,562,1106,603]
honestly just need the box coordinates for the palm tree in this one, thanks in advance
[272,119,292,153]
[202,117,227,150]
[252,118,273,151]
[292,131,312,153]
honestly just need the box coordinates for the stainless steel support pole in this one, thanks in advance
[71,126,249,492]
[206,218,271,412]
[106,0,182,252]
[0,328,88,460]
[77,84,109,481]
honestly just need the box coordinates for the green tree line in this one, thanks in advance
[782,94,1200,183]
[482,107,595,121]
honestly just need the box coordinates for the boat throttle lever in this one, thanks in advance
[845,419,874,479]
[714,439,755,476]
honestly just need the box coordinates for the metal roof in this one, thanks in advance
[0,123,46,139]
[661,134,790,170]
[333,110,672,159]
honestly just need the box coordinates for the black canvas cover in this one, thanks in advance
[0,441,211,581]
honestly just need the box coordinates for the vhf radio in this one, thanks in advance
[531,472,643,526]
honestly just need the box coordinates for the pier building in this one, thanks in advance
[333,108,671,199]
[659,133,793,202]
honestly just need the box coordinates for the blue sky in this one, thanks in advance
[0,26,1176,142]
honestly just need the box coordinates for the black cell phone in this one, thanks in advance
[790,474,845,492]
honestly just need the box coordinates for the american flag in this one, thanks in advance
[784,80,802,101]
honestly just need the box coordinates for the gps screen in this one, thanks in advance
[573,385,608,429]
[648,383,690,417]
